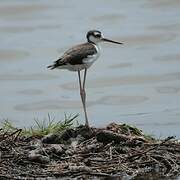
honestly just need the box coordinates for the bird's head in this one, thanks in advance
[86,30,123,45]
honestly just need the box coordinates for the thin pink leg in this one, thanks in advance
[78,70,89,127]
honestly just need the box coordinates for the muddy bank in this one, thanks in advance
[0,123,180,179]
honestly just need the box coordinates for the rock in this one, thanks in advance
[76,125,95,139]
[41,129,77,144]
[28,149,50,163]
[45,144,65,155]
[96,130,130,144]
[60,129,77,141]
[41,133,59,144]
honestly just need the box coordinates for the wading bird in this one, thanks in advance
[47,30,123,128]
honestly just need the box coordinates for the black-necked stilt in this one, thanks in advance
[47,30,123,127]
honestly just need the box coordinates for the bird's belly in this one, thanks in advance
[67,64,90,71]
[65,53,100,71]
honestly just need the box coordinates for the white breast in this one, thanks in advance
[83,44,100,65]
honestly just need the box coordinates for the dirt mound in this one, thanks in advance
[0,123,180,179]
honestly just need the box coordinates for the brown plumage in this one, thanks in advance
[47,43,97,70]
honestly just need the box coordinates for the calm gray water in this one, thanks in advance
[0,0,180,137]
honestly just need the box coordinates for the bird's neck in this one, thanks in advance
[92,42,101,54]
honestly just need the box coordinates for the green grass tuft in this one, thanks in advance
[1,114,78,137]
[1,119,18,132]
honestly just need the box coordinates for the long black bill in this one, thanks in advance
[102,38,123,45]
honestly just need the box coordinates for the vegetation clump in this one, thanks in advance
[0,117,180,179]
[1,114,77,137]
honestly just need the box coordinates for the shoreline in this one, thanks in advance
[0,121,180,179]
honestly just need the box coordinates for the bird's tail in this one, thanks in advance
[47,64,55,70]
[47,58,63,70]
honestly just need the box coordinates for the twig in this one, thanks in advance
[109,146,112,160]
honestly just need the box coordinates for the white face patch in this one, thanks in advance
[89,33,104,44]
[94,32,101,36]
[89,35,100,43]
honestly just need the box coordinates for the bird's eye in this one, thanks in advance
[95,34,101,38]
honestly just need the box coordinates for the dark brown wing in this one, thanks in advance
[47,43,97,69]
